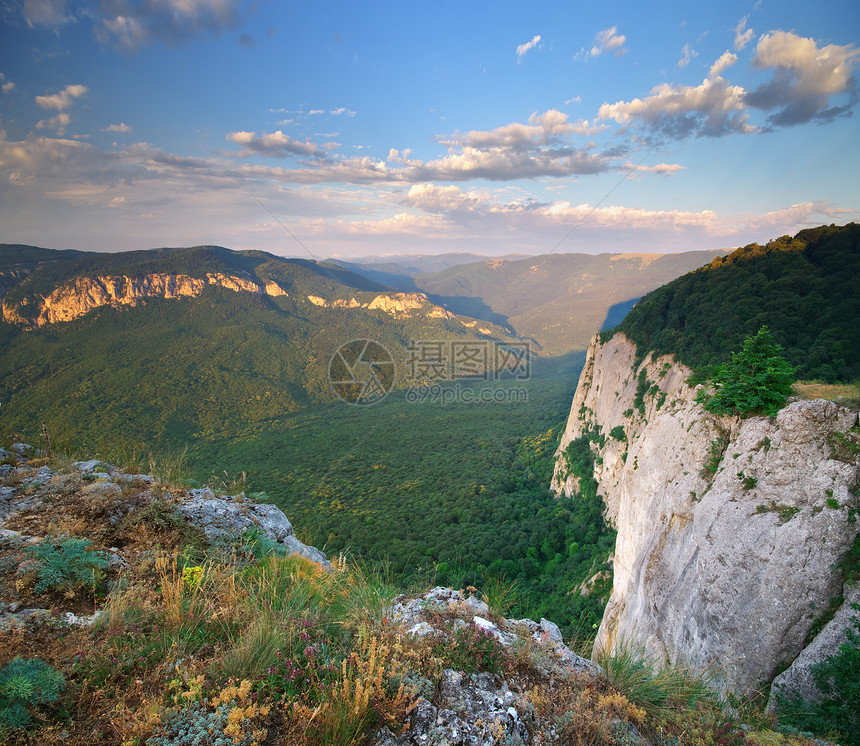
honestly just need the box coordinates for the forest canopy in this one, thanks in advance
[615,223,860,382]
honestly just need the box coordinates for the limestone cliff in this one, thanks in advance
[1,272,288,328]
[306,291,454,319]
[552,332,860,698]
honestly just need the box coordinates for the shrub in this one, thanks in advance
[696,327,795,417]
[776,607,860,745]
[437,623,506,675]
[0,658,65,731]
[609,426,627,442]
[24,535,111,594]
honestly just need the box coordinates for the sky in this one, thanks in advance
[0,0,858,259]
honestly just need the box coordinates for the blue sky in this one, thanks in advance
[0,0,858,258]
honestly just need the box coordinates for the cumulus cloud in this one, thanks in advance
[330,107,356,117]
[438,109,605,150]
[745,31,859,126]
[223,109,614,184]
[35,83,87,110]
[589,27,627,57]
[96,0,243,50]
[678,44,698,69]
[598,30,857,140]
[516,34,541,62]
[226,130,325,157]
[104,123,133,133]
[709,51,737,78]
[599,76,754,140]
[734,17,754,50]
[2,81,15,93]
[36,112,71,133]
[404,183,489,213]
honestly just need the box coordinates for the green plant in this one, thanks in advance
[437,622,506,675]
[737,472,758,491]
[609,425,627,442]
[754,501,800,524]
[24,535,111,594]
[696,327,796,417]
[0,658,65,731]
[828,428,860,462]
[634,369,651,415]
[595,640,713,719]
[480,572,519,616]
[701,435,730,480]
[776,607,860,745]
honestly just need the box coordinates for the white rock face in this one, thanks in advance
[2,272,288,328]
[552,333,860,697]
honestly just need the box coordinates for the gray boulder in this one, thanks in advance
[178,488,328,565]
[768,583,860,712]
[10,443,33,458]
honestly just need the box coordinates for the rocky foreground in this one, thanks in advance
[0,443,838,745]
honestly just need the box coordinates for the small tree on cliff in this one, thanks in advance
[696,326,795,417]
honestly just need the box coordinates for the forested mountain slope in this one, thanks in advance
[616,223,860,381]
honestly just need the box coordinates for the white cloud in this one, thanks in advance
[1,81,14,94]
[709,51,737,78]
[223,109,613,184]
[599,75,754,140]
[330,107,356,117]
[625,162,684,174]
[516,34,541,63]
[404,183,489,213]
[35,83,87,111]
[678,43,698,69]
[104,123,133,133]
[226,130,324,157]
[35,112,71,133]
[590,27,627,57]
[96,0,243,50]
[745,31,859,126]
[597,30,858,139]
[734,17,754,50]
[438,109,605,150]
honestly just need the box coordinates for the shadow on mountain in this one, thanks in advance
[424,294,511,329]
[529,349,588,379]
[600,297,640,331]
[323,260,419,292]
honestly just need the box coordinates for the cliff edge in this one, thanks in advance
[552,332,860,702]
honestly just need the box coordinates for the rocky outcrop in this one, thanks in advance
[552,332,860,698]
[0,445,327,570]
[177,487,328,565]
[306,291,453,319]
[375,669,529,746]
[2,272,288,328]
[373,586,599,745]
[767,582,860,711]
[388,586,598,677]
